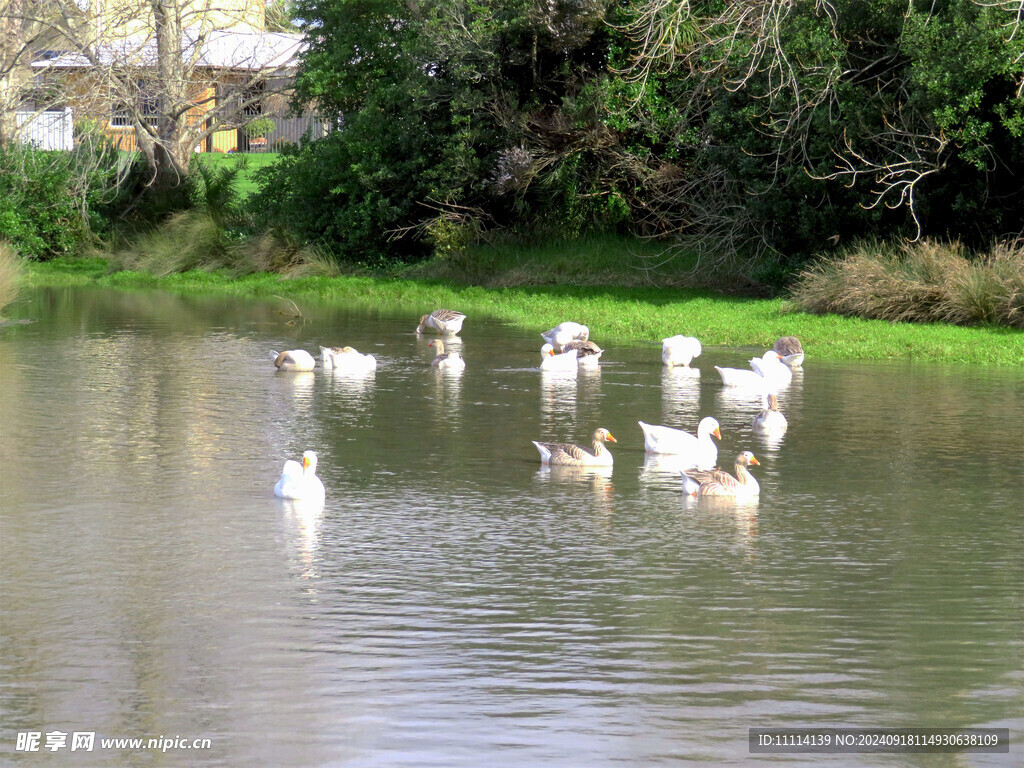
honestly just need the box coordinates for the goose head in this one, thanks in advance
[302,450,319,474]
[735,451,759,467]
[697,417,722,440]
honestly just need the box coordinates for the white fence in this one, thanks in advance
[11,108,331,154]
[16,108,73,150]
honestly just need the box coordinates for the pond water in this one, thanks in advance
[1,287,1022,767]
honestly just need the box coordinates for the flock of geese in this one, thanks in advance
[272,309,805,504]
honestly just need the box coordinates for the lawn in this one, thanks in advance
[194,152,281,200]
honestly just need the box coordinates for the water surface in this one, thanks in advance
[1,287,1021,766]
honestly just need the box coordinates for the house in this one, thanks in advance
[18,0,319,154]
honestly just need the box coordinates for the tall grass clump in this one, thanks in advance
[108,212,339,278]
[787,240,1024,328]
[107,157,338,278]
[0,241,24,315]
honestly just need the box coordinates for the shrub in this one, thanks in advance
[0,146,85,258]
[0,142,130,259]
[787,239,1024,328]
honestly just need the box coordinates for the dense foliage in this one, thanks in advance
[0,137,141,259]
[253,0,1024,278]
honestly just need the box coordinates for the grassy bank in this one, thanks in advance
[25,256,1023,365]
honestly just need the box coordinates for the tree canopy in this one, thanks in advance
[253,0,1024,276]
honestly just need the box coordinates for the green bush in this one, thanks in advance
[0,143,130,259]
[250,115,442,265]
[0,146,85,258]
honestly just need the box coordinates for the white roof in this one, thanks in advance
[34,29,305,72]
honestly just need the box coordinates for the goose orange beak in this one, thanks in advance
[712,427,721,439]
[605,433,617,443]
[749,456,759,465]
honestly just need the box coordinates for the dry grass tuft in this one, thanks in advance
[109,213,339,278]
[0,241,24,315]
[239,230,340,278]
[787,239,1024,328]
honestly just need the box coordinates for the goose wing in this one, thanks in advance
[536,441,590,462]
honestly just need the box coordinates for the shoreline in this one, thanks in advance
[22,257,1024,366]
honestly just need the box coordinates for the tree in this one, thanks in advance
[614,0,1024,265]
[4,0,305,192]
[256,0,622,261]
[0,0,66,149]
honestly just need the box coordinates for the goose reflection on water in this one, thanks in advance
[539,368,579,429]
[279,497,325,583]
[577,363,602,402]
[274,370,316,412]
[638,452,697,489]
[681,493,760,550]
[428,360,464,430]
[535,464,614,513]
[324,367,377,426]
[660,365,701,426]
[714,383,776,423]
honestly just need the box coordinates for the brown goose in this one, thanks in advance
[772,336,804,368]
[417,309,466,335]
[682,451,760,498]
[428,339,465,371]
[532,428,616,467]
[561,339,604,368]
[270,349,316,371]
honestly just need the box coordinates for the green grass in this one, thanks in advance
[403,235,703,288]
[25,255,1024,365]
[193,152,281,200]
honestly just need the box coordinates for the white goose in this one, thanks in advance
[541,322,589,351]
[429,339,466,371]
[682,451,760,498]
[773,336,804,368]
[752,393,788,435]
[417,309,466,335]
[637,416,721,468]
[662,335,702,367]
[540,343,579,373]
[274,450,326,502]
[270,349,317,372]
[533,428,616,467]
[320,345,377,372]
[561,340,603,368]
[749,350,793,388]
[714,365,772,391]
